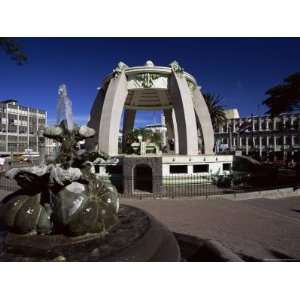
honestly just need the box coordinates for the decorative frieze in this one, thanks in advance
[127,73,168,89]
[135,73,161,88]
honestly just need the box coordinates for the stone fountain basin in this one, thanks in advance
[0,204,242,262]
[0,205,180,262]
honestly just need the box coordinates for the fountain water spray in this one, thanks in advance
[57,84,74,131]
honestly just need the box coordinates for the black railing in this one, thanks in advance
[0,172,299,199]
[0,174,20,191]
[116,173,300,198]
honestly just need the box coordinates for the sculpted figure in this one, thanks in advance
[0,121,119,236]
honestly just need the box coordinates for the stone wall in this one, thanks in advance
[122,156,162,195]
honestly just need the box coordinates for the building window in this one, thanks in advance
[193,164,209,173]
[223,163,231,171]
[170,165,188,174]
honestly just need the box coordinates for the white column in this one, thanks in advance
[273,118,276,131]
[17,105,20,153]
[283,135,287,160]
[36,111,39,153]
[172,109,179,154]
[164,108,179,154]
[266,135,270,160]
[246,136,249,155]
[259,136,262,158]
[27,107,30,151]
[259,117,262,131]
[233,119,236,133]
[5,104,8,153]
[291,135,295,147]
[266,118,269,130]
[291,135,295,163]
[161,113,167,147]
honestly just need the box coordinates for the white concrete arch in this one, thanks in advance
[98,71,128,155]
[192,87,215,154]
[169,71,199,155]
[88,61,215,156]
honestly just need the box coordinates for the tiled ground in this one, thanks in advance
[122,196,300,261]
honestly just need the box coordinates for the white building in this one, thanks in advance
[0,99,47,155]
[215,108,300,161]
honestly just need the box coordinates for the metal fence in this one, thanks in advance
[0,174,20,191]
[116,173,300,198]
[0,171,299,199]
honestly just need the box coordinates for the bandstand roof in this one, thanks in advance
[103,60,199,110]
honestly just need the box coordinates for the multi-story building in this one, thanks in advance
[0,99,47,155]
[215,109,300,162]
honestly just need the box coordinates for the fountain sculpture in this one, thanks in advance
[0,85,122,260]
[1,121,119,237]
[0,84,181,261]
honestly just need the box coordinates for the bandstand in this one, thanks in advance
[86,60,233,195]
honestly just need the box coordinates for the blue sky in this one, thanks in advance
[1,38,300,126]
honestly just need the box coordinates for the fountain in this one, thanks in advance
[57,84,74,131]
[0,84,180,261]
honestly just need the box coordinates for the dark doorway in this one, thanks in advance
[134,164,153,193]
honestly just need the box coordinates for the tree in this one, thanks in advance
[203,92,227,128]
[263,72,300,116]
[124,128,152,145]
[263,72,300,171]
[124,128,162,153]
[0,38,27,65]
[151,131,162,145]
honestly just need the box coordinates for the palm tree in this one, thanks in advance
[0,38,27,65]
[203,93,227,128]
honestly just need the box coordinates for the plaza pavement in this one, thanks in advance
[1,188,300,261]
[122,196,300,261]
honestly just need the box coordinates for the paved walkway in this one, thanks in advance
[122,196,300,261]
[1,188,300,260]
